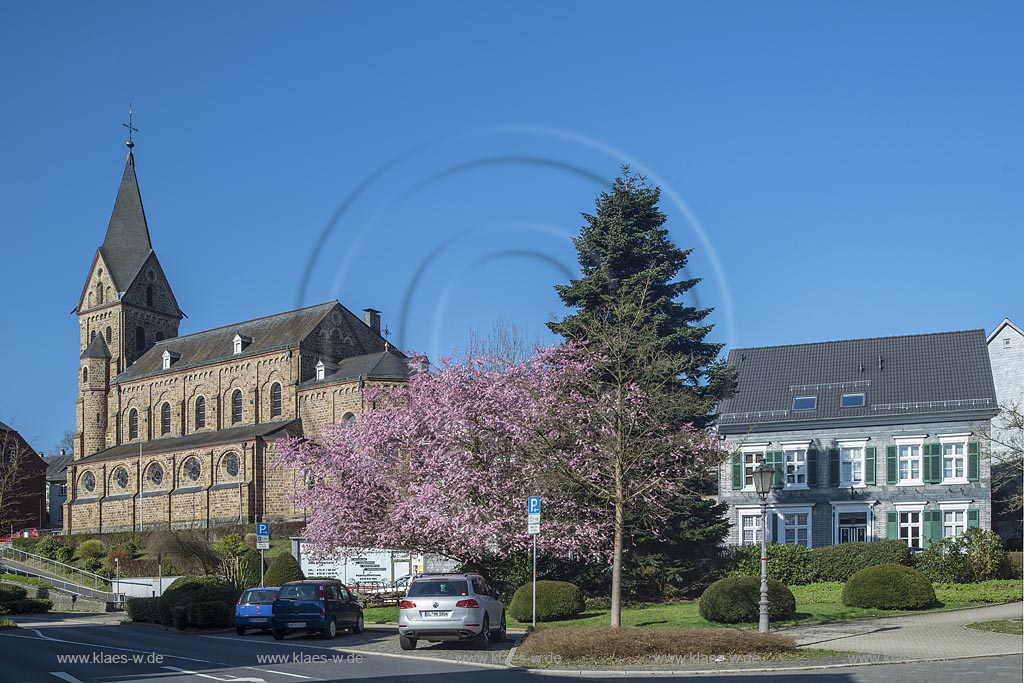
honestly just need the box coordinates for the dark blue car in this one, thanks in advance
[235,587,279,635]
[272,580,364,640]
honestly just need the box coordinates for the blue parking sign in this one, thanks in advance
[256,522,269,536]
[528,496,541,514]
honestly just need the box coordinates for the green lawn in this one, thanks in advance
[363,580,1023,629]
[965,619,1023,635]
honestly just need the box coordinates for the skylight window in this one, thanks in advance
[792,396,817,411]
[841,393,866,408]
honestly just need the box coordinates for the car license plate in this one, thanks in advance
[421,610,449,618]
[286,622,305,628]
[249,617,267,623]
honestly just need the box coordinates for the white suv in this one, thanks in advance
[398,573,506,650]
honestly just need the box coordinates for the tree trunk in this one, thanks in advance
[610,466,624,628]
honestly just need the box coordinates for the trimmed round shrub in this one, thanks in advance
[730,543,815,586]
[0,584,28,602]
[809,541,912,582]
[842,564,935,610]
[508,581,586,622]
[699,576,796,623]
[158,575,239,626]
[262,552,304,587]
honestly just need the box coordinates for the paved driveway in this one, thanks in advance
[777,602,1024,659]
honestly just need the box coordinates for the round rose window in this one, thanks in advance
[185,458,202,481]
[150,463,164,487]
[83,471,96,493]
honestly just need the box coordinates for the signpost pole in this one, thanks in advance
[256,522,270,586]
[532,533,537,628]
[261,547,265,586]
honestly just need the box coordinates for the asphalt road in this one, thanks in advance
[2,613,1021,683]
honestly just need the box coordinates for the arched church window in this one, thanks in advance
[91,330,97,341]
[232,390,243,424]
[96,283,104,305]
[270,383,282,418]
[129,409,139,440]
[195,396,206,429]
[135,327,146,356]
[160,402,171,435]
[146,285,154,308]
[105,326,112,343]
[156,331,165,342]
[82,367,88,383]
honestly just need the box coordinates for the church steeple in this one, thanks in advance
[100,148,154,295]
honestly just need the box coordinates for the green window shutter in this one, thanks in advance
[922,445,932,483]
[967,508,980,529]
[922,510,941,549]
[807,447,819,487]
[864,447,876,485]
[771,512,779,543]
[828,448,840,487]
[731,454,743,490]
[926,444,942,484]
[886,511,898,540]
[967,442,980,481]
[769,451,785,489]
[886,445,898,484]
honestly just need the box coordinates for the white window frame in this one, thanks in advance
[780,508,812,548]
[831,501,873,545]
[894,502,927,549]
[938,433,970,484]
[739,443,769,492]
[737,509,765,546]
[894,435,925,486]
[781,441,810,490]
[838,438,868,488]
[938,501,970,539]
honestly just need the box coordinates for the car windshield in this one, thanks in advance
[407,580,469,597]
[242,589,277,604]
[277,584,319,601]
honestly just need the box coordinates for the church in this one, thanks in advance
[65,138,409,534]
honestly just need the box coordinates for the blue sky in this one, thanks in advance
[1,2,1020,453]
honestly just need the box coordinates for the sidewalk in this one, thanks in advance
[777,602,1024,660]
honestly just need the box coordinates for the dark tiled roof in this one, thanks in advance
[73,420,299,465]
[302,351,410,387]
[45,454,73,481]
[81,332,112,359]
[718,329,997,428]
[0,419,12,432]
[113,301,339,383]
[100,152,154,292]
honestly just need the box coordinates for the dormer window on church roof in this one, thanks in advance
[233,333,252,355]
[315,358,336,381]
[162,349,181,370]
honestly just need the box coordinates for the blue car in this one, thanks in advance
[235,587,279,635]
[272,580,364,640]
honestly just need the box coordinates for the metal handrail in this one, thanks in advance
[0,546,123,603]
[0,564,123,603]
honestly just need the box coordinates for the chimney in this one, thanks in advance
[363,309,381,336]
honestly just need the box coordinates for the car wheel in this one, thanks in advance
[323,616,338,639]
[472,616,491,650]
[272,629,285,641]
[235,626,246,636]
[399,632,417,650]
[353,614,364,634]
[492,612,506,643]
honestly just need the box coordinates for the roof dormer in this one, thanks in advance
[315,358,337,381]
[233,333,252,355]
[162,349,181,370]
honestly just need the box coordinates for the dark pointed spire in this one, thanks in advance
[99,134,154,293]
[82,332,112,359]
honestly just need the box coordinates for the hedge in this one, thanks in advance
[0,598,53,615]
[126,597,163,624]
[916,529,1004,583]
[186,600,233,628]
[808,541,912,582]
[842,564,935,610]
[699,576,796,623]
[508,581,586,623]
[731,544,814,585]
[262,552,304,587]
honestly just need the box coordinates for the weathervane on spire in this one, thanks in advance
[123,102,138,149]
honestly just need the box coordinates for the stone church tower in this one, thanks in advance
[73,141,183,459]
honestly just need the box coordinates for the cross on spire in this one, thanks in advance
[123,102,138,148]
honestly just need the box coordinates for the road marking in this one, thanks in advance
[48,674,85,683]
[251,670,311,679]
[163,666,265,682]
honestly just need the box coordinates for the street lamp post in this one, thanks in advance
[752,462,775,634]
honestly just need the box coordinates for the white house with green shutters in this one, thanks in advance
[715,328,997,549]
